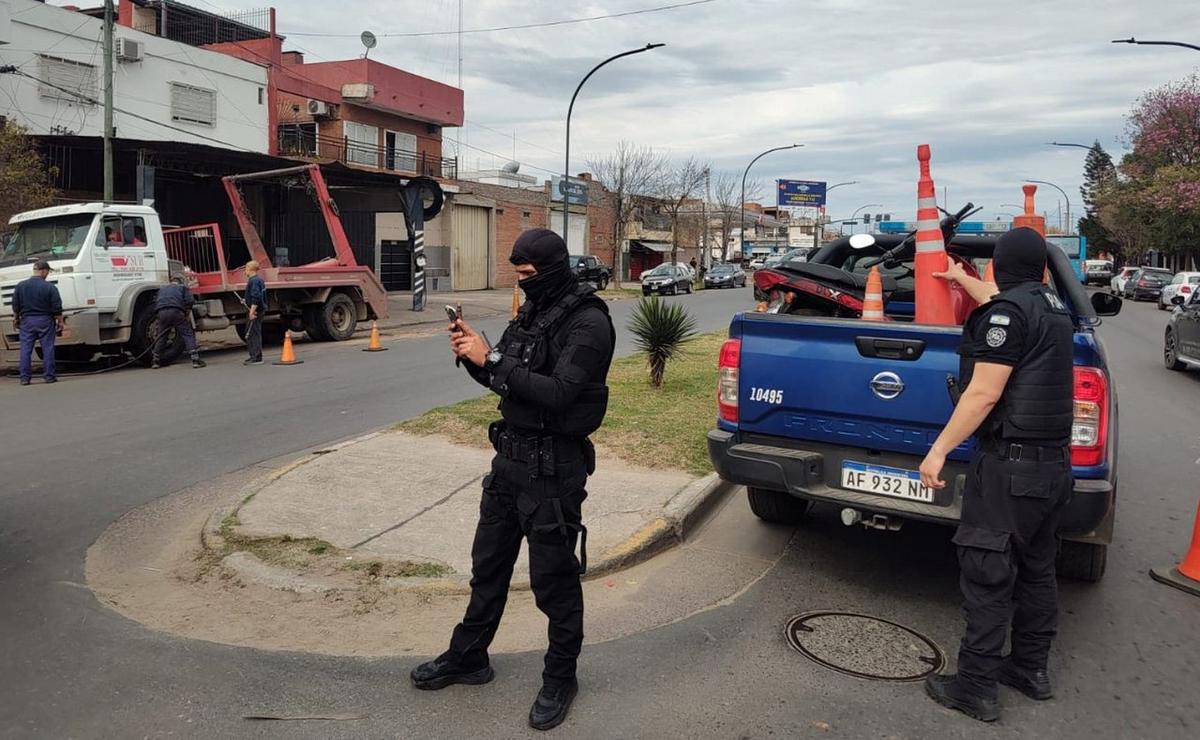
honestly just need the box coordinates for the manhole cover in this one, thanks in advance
[784,611,945,682]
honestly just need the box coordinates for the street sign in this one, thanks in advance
[551,175,589,205]
[777,179,827,208]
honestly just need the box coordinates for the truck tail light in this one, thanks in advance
[1071,366,1108,466]
[1182,285,1192,294]
[717,338,741,423]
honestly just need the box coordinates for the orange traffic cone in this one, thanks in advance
[363,320,388,352]
[861,266,886,320]
[914,145,956,325]
[983,260,995,283]
[1013,184,1046,236]
[273,330,304,365]
[1150,499,1200,597]
[512,284,521,318]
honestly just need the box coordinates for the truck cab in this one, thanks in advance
[1,204,169,361]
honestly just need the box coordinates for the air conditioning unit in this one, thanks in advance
[307,99,335,118]
[115,38,144,62]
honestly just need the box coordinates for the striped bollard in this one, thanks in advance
[412,227,426,312]
[914,145,956,325]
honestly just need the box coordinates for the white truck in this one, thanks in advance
[0,165,412,367]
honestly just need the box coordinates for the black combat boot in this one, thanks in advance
[998,659,1053,700]
[191,354,206,369]
[151,357,161,369]
[409,656,494,691]
[528,679,578,731]
[924,673,1000,723]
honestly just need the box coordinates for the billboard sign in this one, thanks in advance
[551,175,589,205]
[777,179,827,208]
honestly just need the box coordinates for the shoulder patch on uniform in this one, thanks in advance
[988,313,1011,326]
[985,327,1008,348]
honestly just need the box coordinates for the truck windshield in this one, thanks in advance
[1,214,94,268]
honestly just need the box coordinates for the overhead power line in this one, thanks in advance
[283,0,717,38]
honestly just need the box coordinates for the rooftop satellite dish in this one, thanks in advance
[501,161,520,174]
[361,31,377,58]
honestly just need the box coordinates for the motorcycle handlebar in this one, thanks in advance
[861,202,979,268]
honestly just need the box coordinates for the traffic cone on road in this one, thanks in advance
[273,330,304,366]
[984,260,995,283]
[1150,499,1200,597]
[362,320,388,352]
[512,284,521,318]
[861,266,886,321]
[914,145,956,325]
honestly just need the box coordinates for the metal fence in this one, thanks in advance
[277,127,457,180]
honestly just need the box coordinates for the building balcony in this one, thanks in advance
[277,125,457,180]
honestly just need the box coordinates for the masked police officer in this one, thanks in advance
[411,229,615,731]
[918,227,1074,722]
[152,277,205,369]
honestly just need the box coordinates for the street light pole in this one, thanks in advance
[814,180,857,247]
[1025,178,1072,233]
[563,43,664,249]
[1047,141,1093,150]
[1112,37,1200,53]
[847,203,881,234]
[102,0,114,202]
[739,144,801,260]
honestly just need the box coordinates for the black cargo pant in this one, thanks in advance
[446,433,590,688]
[154,307,199,363]
[954,445,1073,697]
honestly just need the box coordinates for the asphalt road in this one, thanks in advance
[2,287,1198,739]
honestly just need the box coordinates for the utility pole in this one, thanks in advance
[455,0,462,163]
[702,166,710,270]
[103,0,115,202]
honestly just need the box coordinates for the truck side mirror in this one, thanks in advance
[1091,291,1122,316]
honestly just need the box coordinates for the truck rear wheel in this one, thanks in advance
[1056,540,1107,582]
[303,304,332,342]
[316,293,358,341]
[747,487,811,524]
[130,306,184,366]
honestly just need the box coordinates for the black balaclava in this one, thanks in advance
[510,228,576,308]
[993,227,1047,291]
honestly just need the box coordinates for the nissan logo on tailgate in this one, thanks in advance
[869,371,904,400]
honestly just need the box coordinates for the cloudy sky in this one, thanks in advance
[76,1,1200,227]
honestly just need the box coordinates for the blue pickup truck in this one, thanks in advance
[708,232,1121,582]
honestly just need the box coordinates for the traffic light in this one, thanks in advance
[884,213,892,221]
[863,214,871,224]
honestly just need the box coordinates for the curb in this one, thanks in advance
[205,438,735,596]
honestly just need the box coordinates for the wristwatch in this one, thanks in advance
[484,347,503,370]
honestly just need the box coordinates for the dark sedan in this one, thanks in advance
[1124,267,1173,301]
[641,264,692,296]
[703,263,746,289]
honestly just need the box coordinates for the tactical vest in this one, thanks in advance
[959,283,1075,445]
[496,281,613,437]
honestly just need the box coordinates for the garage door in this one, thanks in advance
[550,212,588,253]
[452,205,490,291]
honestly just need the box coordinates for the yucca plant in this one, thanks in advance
[628,296,698,387]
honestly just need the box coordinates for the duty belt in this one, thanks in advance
[495,430,583,478]
[983,441,1068,463]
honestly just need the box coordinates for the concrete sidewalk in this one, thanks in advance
[222,430,725,590]
[379,289,515,332]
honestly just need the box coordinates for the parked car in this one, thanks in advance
[1110,266,1138,295]
[641,264,693,295]
[1159,271,1200,310]
[1165,288,1200,372]
[747,258,765,270]
[1083,259,1114,286]
[570,254,611,290]
[704,263,747,289]
[1123,267,1173,301]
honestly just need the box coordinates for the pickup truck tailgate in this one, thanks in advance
[736,313,971,461]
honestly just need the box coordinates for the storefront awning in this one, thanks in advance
[630,239,670,253]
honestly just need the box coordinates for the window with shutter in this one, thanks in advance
[170,83,216,126]
[345,121,380,167]
[38,55,97,104]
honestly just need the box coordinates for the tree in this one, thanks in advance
[653,157,709,267]
[0,123,57,231]
[710,172,763,262]
[588,141,667,285]
[1078,141,1118,258]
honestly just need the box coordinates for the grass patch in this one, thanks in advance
[597,285,644,300]
[398,332,725,476]
[215,509,451,578]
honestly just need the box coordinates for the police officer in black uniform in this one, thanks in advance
[918,227,1074,722]
[152,277,205,369]
[411,229,615,732]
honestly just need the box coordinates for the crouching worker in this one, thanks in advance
[153,277,205,369]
